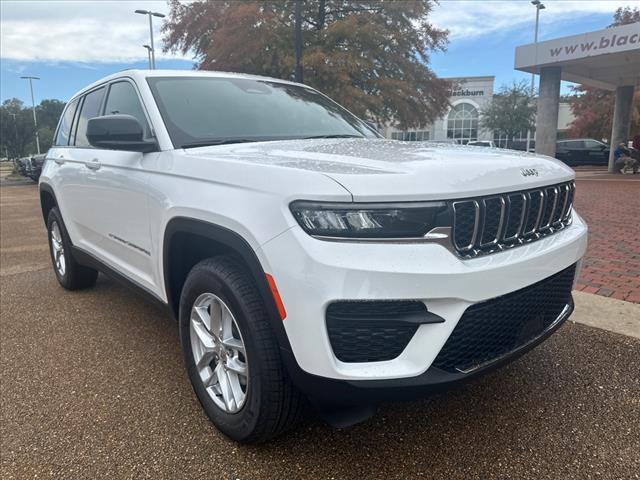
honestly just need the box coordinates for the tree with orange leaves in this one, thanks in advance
[162,1,451,129]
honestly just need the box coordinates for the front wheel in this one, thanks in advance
[47,207,98,290]
[179,256,304,443]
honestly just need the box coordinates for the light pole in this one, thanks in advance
[143,44,153,70]
[20,76,41,154]
[531,0,545,92]
[135,9,165,69]
[526,0,545,153]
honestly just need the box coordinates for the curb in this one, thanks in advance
[571,290,640,339]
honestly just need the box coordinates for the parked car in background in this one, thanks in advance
[555,139,609,166]
[28,154,46,181]
[15,156,31,177]
[13,154,46,181]
[498,139,535,152]
[467,140,495,148]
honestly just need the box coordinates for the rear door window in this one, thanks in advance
[54,97,80,146]
[73,87,106,148]
[559,140,584,149]
[584,140,603,149]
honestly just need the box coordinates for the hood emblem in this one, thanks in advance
[521,168,539,177]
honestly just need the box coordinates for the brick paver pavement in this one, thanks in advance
[573,169,640,303]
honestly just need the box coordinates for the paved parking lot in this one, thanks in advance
[2,183,639,479]
[573,168,640,303]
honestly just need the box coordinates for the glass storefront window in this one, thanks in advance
[391,130,430,141]
[447,103,478,144]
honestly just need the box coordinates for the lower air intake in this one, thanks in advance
[432,264,576,373]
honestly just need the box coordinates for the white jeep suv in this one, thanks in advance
[40,70,587,443]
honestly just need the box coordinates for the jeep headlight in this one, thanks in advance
[290,201,448,239]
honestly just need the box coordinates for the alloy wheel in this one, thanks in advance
[189,293,249,413]
[50,221,66,276]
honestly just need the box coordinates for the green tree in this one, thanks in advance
[162,0,451,128]
[37,99,66,133]
[0,98,65,158]
[480,82,536,143]
[609,6,640,26]
[1,99,33,158]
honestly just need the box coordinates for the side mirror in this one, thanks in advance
[86,115,157,153]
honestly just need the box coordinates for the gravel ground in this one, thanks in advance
[2,184,639,479]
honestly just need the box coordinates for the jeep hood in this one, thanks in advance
[186,138,574,201]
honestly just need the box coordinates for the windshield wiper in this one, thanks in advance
[182,135,363,148]
[181,139,258,149]
[302,134,363,139]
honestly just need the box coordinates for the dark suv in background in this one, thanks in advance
[555,139,609,166]
[14,154,46,181]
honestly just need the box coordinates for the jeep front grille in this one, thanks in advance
[452,181,574,258]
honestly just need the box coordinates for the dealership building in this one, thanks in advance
[381,75,574,146]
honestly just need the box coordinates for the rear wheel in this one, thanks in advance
[47,207,98,290]
[179,256,304,443]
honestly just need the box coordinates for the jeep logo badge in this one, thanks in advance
[521,168,539,177]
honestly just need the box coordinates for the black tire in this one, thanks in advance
[179,256,304,443]
[46,207,98,290]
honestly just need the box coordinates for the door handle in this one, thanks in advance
[54,155,65,165]
[86,158,101,171]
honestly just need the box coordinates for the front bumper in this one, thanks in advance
[289,298,574,406]
[259,211,587,387]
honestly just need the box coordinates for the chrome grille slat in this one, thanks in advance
[554,184,569,227]
[451,181,574,259]
[522,190,544,236]
[518,192,529,239]
[503,193,526,243]
[534,189,546,232]
[540,186,559,231]
[562,182,575,221]
[479,196,506,248]
[452,200,480,252]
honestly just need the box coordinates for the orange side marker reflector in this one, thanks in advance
[265,274,287,321]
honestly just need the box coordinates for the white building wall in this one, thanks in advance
[382,76,495,143]
[381,76,576,145]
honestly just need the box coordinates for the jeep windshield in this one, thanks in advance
[146,76,379,149]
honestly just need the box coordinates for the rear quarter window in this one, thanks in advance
[53,97,79,146]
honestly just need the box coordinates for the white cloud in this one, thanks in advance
[431,0,634,41]
[0,0,189,63]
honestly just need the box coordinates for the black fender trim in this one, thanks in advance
[38,182,58,223]
[162,217,298,360]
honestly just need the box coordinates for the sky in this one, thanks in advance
[0,0,635,104]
